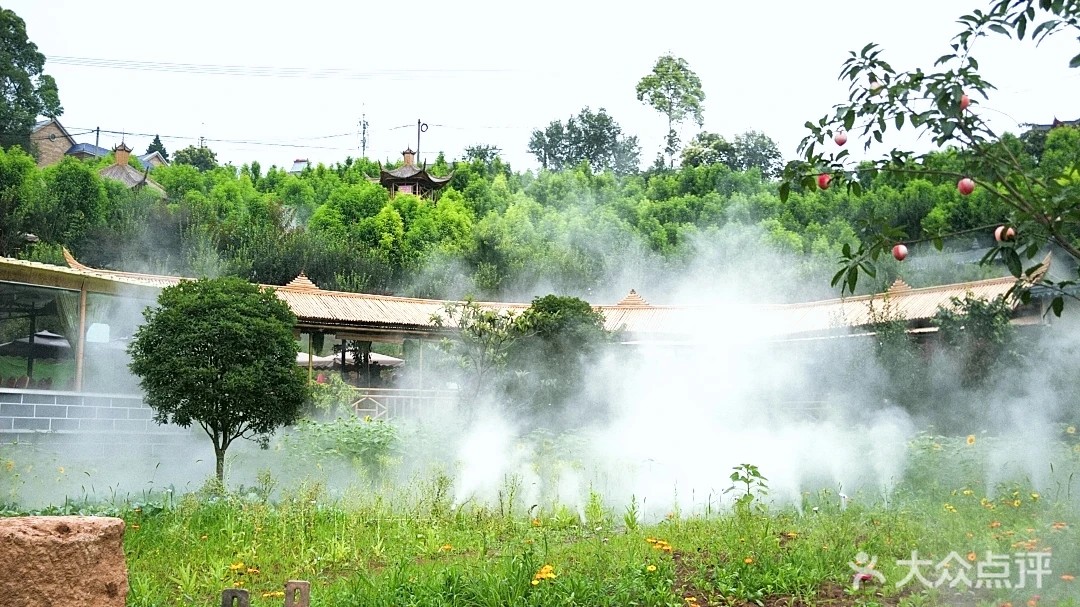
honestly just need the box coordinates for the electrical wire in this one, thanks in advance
[47,55,516,81]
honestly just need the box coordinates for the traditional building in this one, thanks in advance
[375,148,452,199]
[29,119,77,167]
[97,142,166,195]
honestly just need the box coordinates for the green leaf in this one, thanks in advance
[846,266,859,294]
[1051,296,1064,317]
[988,23,1010,36]
[779,182,791,203]
[1001,247,1022,278]
[844,109,855,130]
[895,113,905,129]
[831,267,847,288]
[1070,52,1080,69]
[933,237,944,251]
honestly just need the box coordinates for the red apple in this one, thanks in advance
[817,173,831,190]
[957,177,975,196]
[994,225,1016,242]
[892,244,908,261]
[834,130,848,146]
[960,94,970,111]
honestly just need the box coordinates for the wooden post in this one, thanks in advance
[26,303,36,379]
[307,333,313,382]
[74,283,87,391]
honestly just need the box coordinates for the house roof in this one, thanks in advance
[0,251,1048,343]
[289,159,310,174]
[31,118,76,148]
[98,164,165,194]
[137,151,168,166]
[66,142,110,157]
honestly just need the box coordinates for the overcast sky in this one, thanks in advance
[9,1,1080,172]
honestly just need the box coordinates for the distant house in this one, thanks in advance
[30,118,169,169]
[372,148,452,200]
[1025,117,1080,132]
[97,142,165,195]
[289,159,310,174]
[30,119,77,167]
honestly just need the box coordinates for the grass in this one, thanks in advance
[3,431,1080,607]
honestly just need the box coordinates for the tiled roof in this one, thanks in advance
[0,252,1048,340]
[67,142,110,157]
[98,164,165,194]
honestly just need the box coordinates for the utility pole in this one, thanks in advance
[360,114,369,158]
[416,118,428,161]
[94,127,100,147]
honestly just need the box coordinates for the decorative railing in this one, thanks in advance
[348,387,458,420]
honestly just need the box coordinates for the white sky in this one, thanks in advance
[10,0,1080,172]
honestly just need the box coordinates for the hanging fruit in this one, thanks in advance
[892,244,908,261]
[834,130,848,146]
[957,177,975,196]
[817,173,831,190]
[994,225,1016,242]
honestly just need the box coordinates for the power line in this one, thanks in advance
[47,55,517,81]
[67,126,359,152]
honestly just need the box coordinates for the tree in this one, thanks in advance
[128,277,308,483]
[0,8,62,153]
[463,144,502,164]
[172,145,218,172]
[782,0,1080,315]
[146,135,169,162]
[430,298,524,403]
[731,130,784,179]
[681,132,735,168]
[636,54,705,164]
[527,107,640,174]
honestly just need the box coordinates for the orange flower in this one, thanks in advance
[990,521,1001,529]
[744,557,754,564]
[967,434,976,445]
[1062,574,1075,581]
[967,552,977,562]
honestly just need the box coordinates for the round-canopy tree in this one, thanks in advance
[128,277,308,483]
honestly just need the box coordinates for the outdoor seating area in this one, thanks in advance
[0,375,68,390]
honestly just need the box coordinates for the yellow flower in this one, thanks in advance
[3,460,13,472]
[967,551,977,562]
[962,489,973,496]
[246,567,259,575]
[1067,426,1076,435]
[531,518,542,527]
[439,544,453,552]
[966,434,976,445]
[232,580,244,588]
[1052,521,1068,530]
[531,579,539,586]
[130,523,140,530]
[1029,492,1040,501]
[645,537,657,544]
[1062,574,1075,581]
[646,564,657,572]
[744,557,754,564]
[1011,499,1021,508]
[57,466,65,474]
[944,503,957,513]
[261,591,285,598]
[990,521,1001,528]
[229,562,245,571]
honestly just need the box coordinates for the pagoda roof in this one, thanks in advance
[380,163,453,184]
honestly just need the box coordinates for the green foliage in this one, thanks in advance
[636,54,705,161]
[785,0,1080,309]
[527,107,640,174]
[0,7,62,153]
[291,415,400,477]
[128,277,308,483]
[431,298,524,403]
[932,294,1020,388]
[726,463,769,515]
[172,145,218,172]
[145,134,168,162]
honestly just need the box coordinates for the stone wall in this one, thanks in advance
[0,388,193,456]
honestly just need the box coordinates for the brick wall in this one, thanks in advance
[0,388,193,457]
[33,123,72,167]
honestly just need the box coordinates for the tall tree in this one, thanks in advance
[527,107,640,174]
[128,277,308,483]
[146,134,169,162]
[635,54,705,164]
[0,8,62,153]
[681,132,735,169]
[172,145,218,172]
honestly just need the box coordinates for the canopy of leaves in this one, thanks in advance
[172,145,219,172]
[0,7,62,153]
[636,54,705,159]
[128,277,308,480]
[528,107,640,175]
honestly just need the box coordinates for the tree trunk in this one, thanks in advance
[215,446,225,484]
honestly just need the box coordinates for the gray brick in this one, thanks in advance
[12,418,50,431]
[127,407,154,420]
[0,403,34,417]
[50,418,81,432]
[68,406,97,419]
[114,419,148,433]
[56,395,83,406]
[22,392,56,404]
[83,396,113,408]
[95,406,125,420]
[0,391,21,404]
[35,405,67,418]
[80,419,114,432]
[0,417,12,430]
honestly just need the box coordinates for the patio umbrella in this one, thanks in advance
[0,330,74,359]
